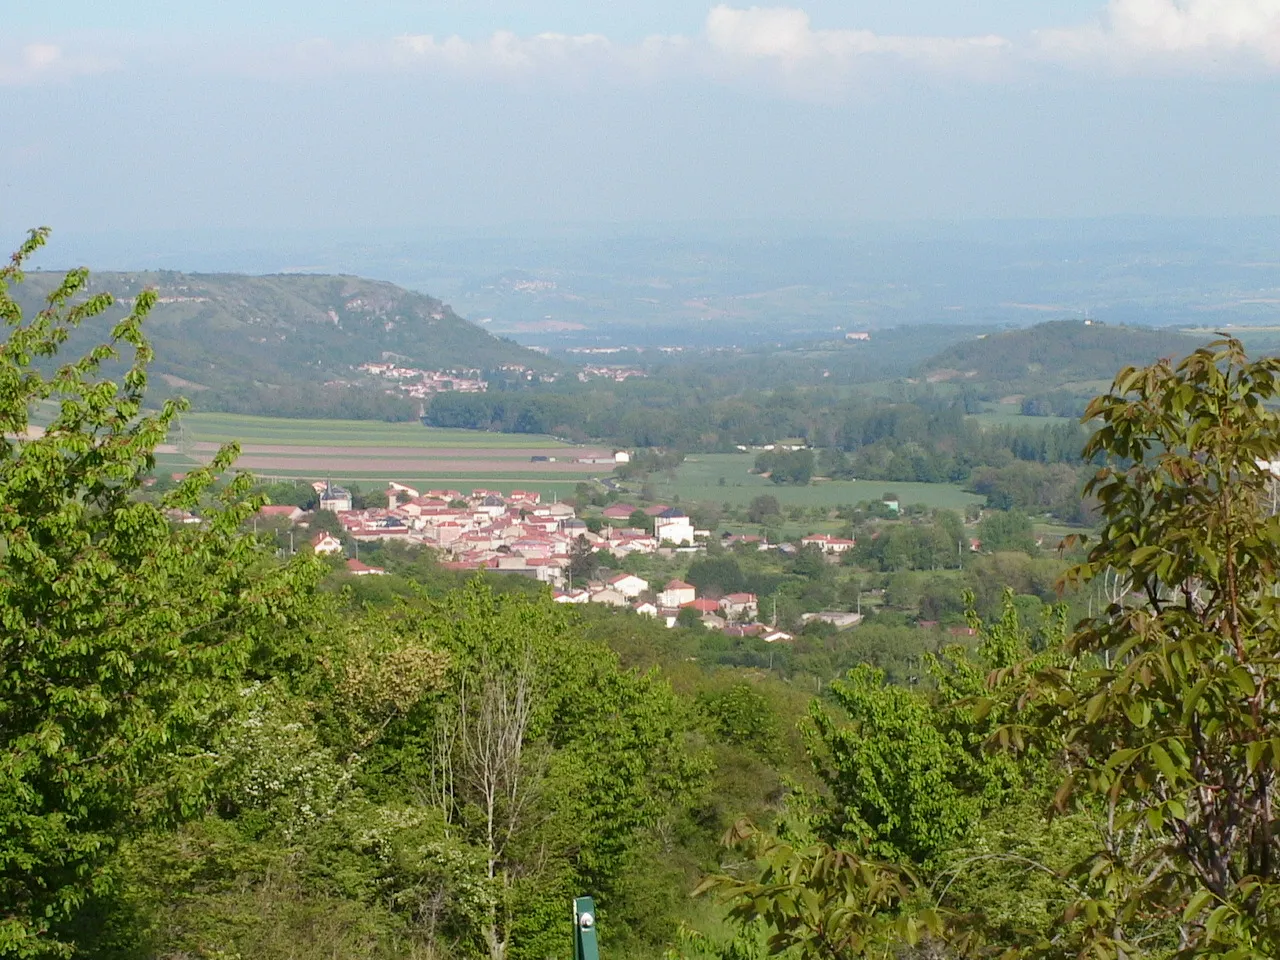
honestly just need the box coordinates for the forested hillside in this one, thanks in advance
[922,319,1203,388]
[14,269,549,418]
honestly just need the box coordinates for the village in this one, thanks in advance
[254,481,867,640]
[356,361,490,396]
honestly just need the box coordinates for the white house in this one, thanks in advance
[658,579,697,608]
[258,504,305,523]
[310,532,343,555]
[608,573,649,599]
[345,558,386,576]
[719,592,759,621]
[800,534,856,555]
[653,508,695,546]
[589,587,630,608]
[633,600,659,618]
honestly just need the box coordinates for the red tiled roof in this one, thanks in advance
[258,505,301,517]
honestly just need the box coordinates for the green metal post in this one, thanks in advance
[573,896,599,960]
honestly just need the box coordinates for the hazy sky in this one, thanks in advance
[4,1,1280,241]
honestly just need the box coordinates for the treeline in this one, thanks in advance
[427,386,1092,477]
[189,381,421,420]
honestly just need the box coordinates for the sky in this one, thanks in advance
[4,1,1280,246]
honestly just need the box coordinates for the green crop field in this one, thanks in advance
[173,413,573,449]
[648,454,984,510]
[155,413,609,499]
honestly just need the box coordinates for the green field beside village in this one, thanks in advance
[173,413,568,449]
[648,453,985,511]
[158,412,606,498]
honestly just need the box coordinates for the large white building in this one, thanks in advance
[608,573,649,598]
[319,482,353,513]
[653,508,695,546]
[658,579,696,608]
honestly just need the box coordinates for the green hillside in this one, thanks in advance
[16,271,551,418]
[922,320,1206,389]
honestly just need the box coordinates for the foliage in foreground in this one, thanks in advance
[0,229,323,956]
[700,339,1280,958]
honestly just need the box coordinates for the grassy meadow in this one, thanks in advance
[649,453,984,511]
[173,412,570,449]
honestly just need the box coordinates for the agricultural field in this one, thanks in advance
[159,413,612,498]
[647,454,985,511]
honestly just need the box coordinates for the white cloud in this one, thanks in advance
[705,5,1009,63]
[19,4,1280,95]
[392,30,625,75]
[383,7,1012,96]
[1038,0,1280,67]
[0,41,118,85]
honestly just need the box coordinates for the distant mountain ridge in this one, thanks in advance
[920,320,1207,389]
[16,270,551,418]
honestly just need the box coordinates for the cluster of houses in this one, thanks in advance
[260,484,715,586]
[357,361,488,396]
[255,483,807,638]
[552,575,793,641]
[577,365,647,382]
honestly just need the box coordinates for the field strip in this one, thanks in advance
[230,456,603,473]
[175,413,577,449]
[185,442,606,458]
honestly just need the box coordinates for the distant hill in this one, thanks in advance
[16,271,552,419]
[920,320,1207,390]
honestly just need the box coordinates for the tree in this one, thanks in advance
[686,555,745,597]
[308,506,345,537]
[1023,339,1280,957]
[976,508,1036,554]
[697,683,783,763]
[701,595,1072,958]
[747,495,782,524]
[702,339,1280,959]
[0,230,318,957]
[755,449,815,485]
[677,606,704,629]
[568,533,598,585]
[421,580,707,960]
[800,594,1054,868]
